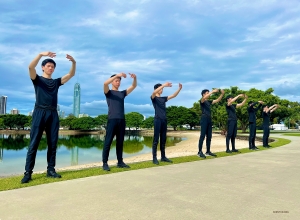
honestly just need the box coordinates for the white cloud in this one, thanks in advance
[199,48,245,59]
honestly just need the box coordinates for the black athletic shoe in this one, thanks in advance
[231,149,239,153]
[47,170,62,178]
[153,157,159,165]
[21,172,32,184]
[161,157,173,163]
[249,147,255,150]
[253,146,259,150]
[263,145,270,148]
[226,149,232,153]
[206,152,217,157]
[102,163,110,171]
[197,151,206,158]
[117,161,130,168]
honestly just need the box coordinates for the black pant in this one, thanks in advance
[226,120,237,150]
[102,119,126,163]
[248,122,256,148]
[263,125,270,146]
[152,118,167,158]
[25,108,59,173]
[198,116,212,153]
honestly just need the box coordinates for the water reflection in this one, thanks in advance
[0,134,184,176]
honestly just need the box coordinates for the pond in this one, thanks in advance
[0,134,184,177]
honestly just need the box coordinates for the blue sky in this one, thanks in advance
[0,0,299,117]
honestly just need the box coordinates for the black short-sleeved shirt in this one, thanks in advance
[262,111,270,126]
[247,102,262,123]
[32,74,62,109]
[200,100,213,117]
[151,96,168,120]
[105,90,127,119]
[226,104,237,121]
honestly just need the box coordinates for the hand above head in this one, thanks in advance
[244,94,248,98]
[128,73,136,78]
[39,51,56,58]
[179,83,182,89]
[66,54,76,63]
[164,82,172,87]
[220,89,225,94]
[117,72,127,78]
[213,89,220,93]
[258,101,264,104]
[239,94,244,97]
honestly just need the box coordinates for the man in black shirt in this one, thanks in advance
[102,73,137,171]
[247,100,264,150]
[225,94,248,153]
[151,82,182,165]
[198,89,224,158]
[262,104,279,147]
[21,51,76,184]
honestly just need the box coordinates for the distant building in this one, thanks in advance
[10,108,19,115]
[0,96,7,115]
[73,83,80,117]
[28,110,33,116]
[78,113,89,118]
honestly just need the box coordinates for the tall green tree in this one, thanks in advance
[71,117,96,130]
[142,116,154,129]
[94,114,108,129]
[125,112,144,130]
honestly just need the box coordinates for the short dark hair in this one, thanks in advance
[201,89,209,96]
[226,95,233,101]
[248,101,253,105]
[110,74,121,80]
[154,83,162,90]
[262,105,268,109]
[41,59,56,68]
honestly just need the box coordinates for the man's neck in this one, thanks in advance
[42,73,52,79]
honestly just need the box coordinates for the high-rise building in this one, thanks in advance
[0,96,7,115]
[10,108,19,115]
[73,83,80,117]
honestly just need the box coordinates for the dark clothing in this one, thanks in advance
[151,96,168,120]
[102,119,126,163]
[248,102,262,122]
[25,107,60,172]
[105,90,127,119]
[226,104,237,121]
[198,116,212,153]
[25,75,62,173]
[32,75,62,109]
[225,104,237,150]
[226,120,237,150]
[151,96,168,158]
[262,111,271,146]
[247,102,261,148]
[152,118,167,158]
[103,89,127,163]
[200,100,213,117]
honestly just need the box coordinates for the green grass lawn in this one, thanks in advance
[0,137,291,192]
[282,133,300,136]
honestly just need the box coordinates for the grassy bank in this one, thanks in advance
[0,137,291,192]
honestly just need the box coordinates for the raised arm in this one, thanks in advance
[28,52,56,80]
[212,89,225,104]
[168,83,182,100]
[237,94,248,108]
[126,73,137,95]
[151,82,172,99]
[201,89,219,103]
[61,54,76,84]
[103,73,126,94]
[270,104,279,113]
[227,94,243,106]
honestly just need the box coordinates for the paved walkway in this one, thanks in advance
[0,134,299,220]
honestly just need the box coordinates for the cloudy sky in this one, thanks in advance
[0,0,299,117]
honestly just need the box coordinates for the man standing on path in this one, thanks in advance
[102,73,137,171]
[247,100,264,150]
[151,82,182,165]
[225,94,248,153]
[198,89,224,158]
[262,104,279,147]
[22,51,76,184]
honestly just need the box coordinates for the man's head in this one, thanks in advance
[226,95,233,102]
[154,83,163,95]
[111,74,121,89]
[262,105,269,111]
[41,59,56,75]
[248,101,253,106]
[201,89,209,97]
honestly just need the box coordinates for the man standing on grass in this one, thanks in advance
[102,73,137,171]
[198,89,224,158]
[262,104,279,148]
[22,51,76,184]
[225,94,248,153]
[247,100,264,150]
[151,82,182,165]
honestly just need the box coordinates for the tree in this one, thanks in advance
[94,114,108,129]
[125,112,144,130]
[166,106,182,130]
[14,114,29,130]
[3,115,15,129]
[71,117,96,130]
[0,118,5,129]
[142,116,154,129]
[60,115,76,129]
